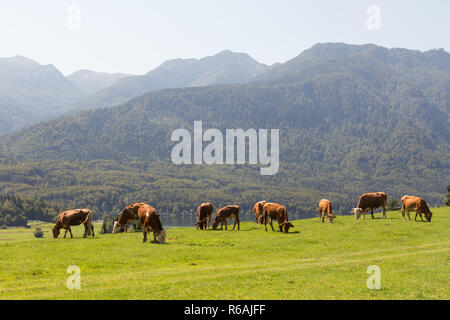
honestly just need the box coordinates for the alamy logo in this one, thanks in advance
[66,265,81,290]
[171,121,279,175]
[366,5,381,30]
[66,5,81,31]
[366,265,382,290]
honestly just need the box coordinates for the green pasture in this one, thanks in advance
[0,207,448,300]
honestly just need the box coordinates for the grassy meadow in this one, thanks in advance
[0,207,449,300]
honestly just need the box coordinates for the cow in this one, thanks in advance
[195,203,214,230]
[52,209,94,239]
[401,195,433,222]
[112,204,140,233]
[211,205,240,231]
[253,201,267,224]
[318,199,336,223]
[351,192,387,220]
[262,202,294,233]
[132,203,166,243]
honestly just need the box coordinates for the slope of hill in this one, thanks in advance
[73,50,269,110]
[0,43,448,215]
[67,70,132,95]
[0,56,86,135]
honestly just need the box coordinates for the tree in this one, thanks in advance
[387,199,401,211]
[445,185,450,206]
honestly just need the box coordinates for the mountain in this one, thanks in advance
[73,50,269,110]
[0,43,448,217]
[0,56,86,135]
[67,70,132,95]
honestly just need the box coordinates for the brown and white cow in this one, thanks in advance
[253,200,267,224]
[318,199,336,223]
[401,195,433,222]
[211,205,240,231]
[262,202,294,233]
[351,192,387,220]
[52,209,94,239]
[195,203,214,230]
[113,203,140,233]
[134,203,166,243]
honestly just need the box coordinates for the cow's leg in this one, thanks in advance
[68,227,73,238]
[414,211,418,222]
[371,208,374,219]
[233,216,239,231]
[401,205,406,222]
[224,218,228,230]
[264,214,268,232]
[382,206,386,219]
[418,211,424,222]
[83,224,88,238]
[269,217,275,231]
[407,210,411,221]
[63,228,68,238]
[142,230,147,243]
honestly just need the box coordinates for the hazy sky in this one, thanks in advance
[1,0,448,75]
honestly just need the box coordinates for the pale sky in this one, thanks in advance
[0,0,448,75]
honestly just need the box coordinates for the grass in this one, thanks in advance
[0,207,449,300]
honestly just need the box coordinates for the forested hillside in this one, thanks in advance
[0,43,448,220]
[0,193,60,227]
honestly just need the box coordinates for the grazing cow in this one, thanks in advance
[318,199,336,223]
[351,192,387,220]
[262,202,294,233]
[195,203,214,230]
[113,204,140,233]
[52,209,94,239]
[211,205,240,231]
[136,203,166,243]
[253,201,267,224]
[401,195,433,222]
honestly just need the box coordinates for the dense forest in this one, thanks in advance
[0,193,60,227]
[0,43,448,224]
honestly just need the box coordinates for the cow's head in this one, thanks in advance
[258,216,264,225]
[52,225,61,238]
[112,221,121,233]
[155,229,166,244]
[425,212,432,222]
[211,214,221,230]
[328,213,337,223]
[351,208,363,219]
[280,222,294,233]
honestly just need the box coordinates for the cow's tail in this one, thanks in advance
[281,206,289,224]
[82,210,92,225]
